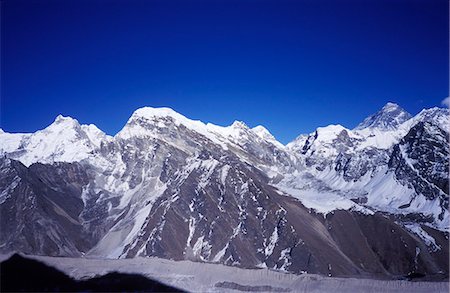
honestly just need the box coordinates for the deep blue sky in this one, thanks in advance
[2,0,448,144]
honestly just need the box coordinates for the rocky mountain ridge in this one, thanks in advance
[0,102,448,279]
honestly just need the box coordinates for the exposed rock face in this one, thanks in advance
[0,103,448,279]
[0,159,92,256]
[389,122,449,199]
[0,254,185,292]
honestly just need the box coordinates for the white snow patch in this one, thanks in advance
[404,224,441,251]
[220,165,231,186]
[265,227,279,256]
[212,243,229,263]
[279,248,292,271]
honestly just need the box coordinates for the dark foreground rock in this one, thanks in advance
[0,254,184,292]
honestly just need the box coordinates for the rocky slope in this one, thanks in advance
[0,103,448,279]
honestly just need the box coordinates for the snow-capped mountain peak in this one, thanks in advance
[0,114,109,166]
[116,107,289,154]
[383,101,401,110]
[251,125,285,149]
[413,107,449,131]
[46,114,81,131]
[54,114,77,123]
[252,125,275,141]
[230,120,249,129]
[117,106,226,146]
[314,124,349,141]
[355,102,412,131]
[126,106,208,131]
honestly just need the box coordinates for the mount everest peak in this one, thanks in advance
[355,102,413,131]
[0,103,448,279]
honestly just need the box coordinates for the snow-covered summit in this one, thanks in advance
[286,124,357,159]
[117,107,285,152]
[355,102,412,131]
[129,107,200,125]
[314,124,350,141]
[413,107,449,131]
[123,106,212,135]
[42,114,82,135]
[117,106,224,145]
[250,125,284,149]
[230,120,249,129]
[0,114,110,166]
[53,114,78,124]
[252,125,276,141]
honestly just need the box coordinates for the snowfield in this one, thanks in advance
[1,254,447,293]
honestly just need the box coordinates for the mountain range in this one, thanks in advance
[0,102,448,280]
